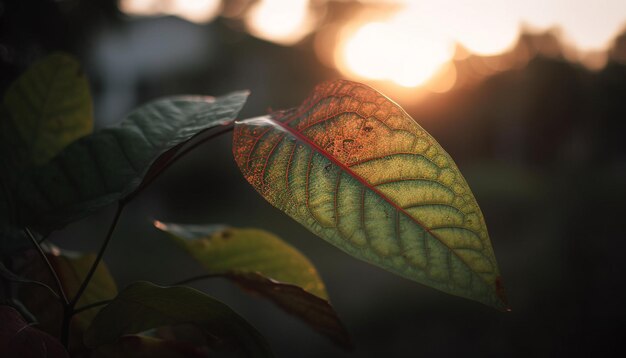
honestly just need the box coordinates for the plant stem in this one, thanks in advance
[74,299,112,314]
[167,124,234,170]
[57,123,233,347]
[128,124,234,201]
[24,228,69,306]
[170,273,224,286]
[69,202,124,309]
[25,227,72,348]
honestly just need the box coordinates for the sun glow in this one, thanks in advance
[337,10,455,88]
[334,0,626,90]
[245,0,315,46]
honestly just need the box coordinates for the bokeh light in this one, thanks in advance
[333,0,626,91]
[338,19,454,87]
[116,0,626,92]
[245,0,316,46]
[118,0,222,24]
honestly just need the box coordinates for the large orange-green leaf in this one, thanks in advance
[154,223,351,348]
[233,80,508,310]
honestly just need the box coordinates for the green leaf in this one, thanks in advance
[1,52,93,169]
[154,223,352,348]
[84,281,273,357]
[0,305,69,358]
[13,91,248,235]
[91,334,207,358]
[232,79,508,310]
[155,223,326,298]
[0,53,93,257]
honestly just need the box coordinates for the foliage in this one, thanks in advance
[0,53,506,357]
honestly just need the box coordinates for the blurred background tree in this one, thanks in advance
[2,0,626,356]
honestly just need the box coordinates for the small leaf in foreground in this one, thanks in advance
[14,91,248,235]
[155,223,326,298]
[0,305,69,358]
[233,79,508,310]
[84,281,272,357]
[155,222,351,348]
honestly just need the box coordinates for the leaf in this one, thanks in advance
[0,261,60,298]
[154,223,327,298]
[1,53,93,257]
[0,305,69,358]
[13,246,117,354]
[154,223,351,348]
[13,91,248,235]
[1,52,93,169]
[49,249,118,330]
[91,334,208,358]
[232,80,508,310]
[84,281,273,357]
[228,272,352,349]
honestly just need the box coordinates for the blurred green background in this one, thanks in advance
[2,0,626,356]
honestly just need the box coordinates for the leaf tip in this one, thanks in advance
[495,276,511,312]
[153,220,167,231]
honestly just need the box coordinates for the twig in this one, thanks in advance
[170,273,224,286]
[70,202,124,308]
[127,124,234,201]
[24,228,69,306]
[73,299,112,315]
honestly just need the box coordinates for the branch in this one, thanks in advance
[74,299,112,315]
[170,273,224,286]
[70,202,124,308]
[24,228,69,306]
[127,124,234,202]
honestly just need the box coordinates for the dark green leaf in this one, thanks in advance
[155,223,351,349]
[1,53,93,256]
[0,305,69,358]
[14,91,248,235]
[84,281,272,357]
[1,52,93,169]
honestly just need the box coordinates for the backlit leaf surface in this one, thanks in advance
[154,223,327,298]
[233,80,507,309]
